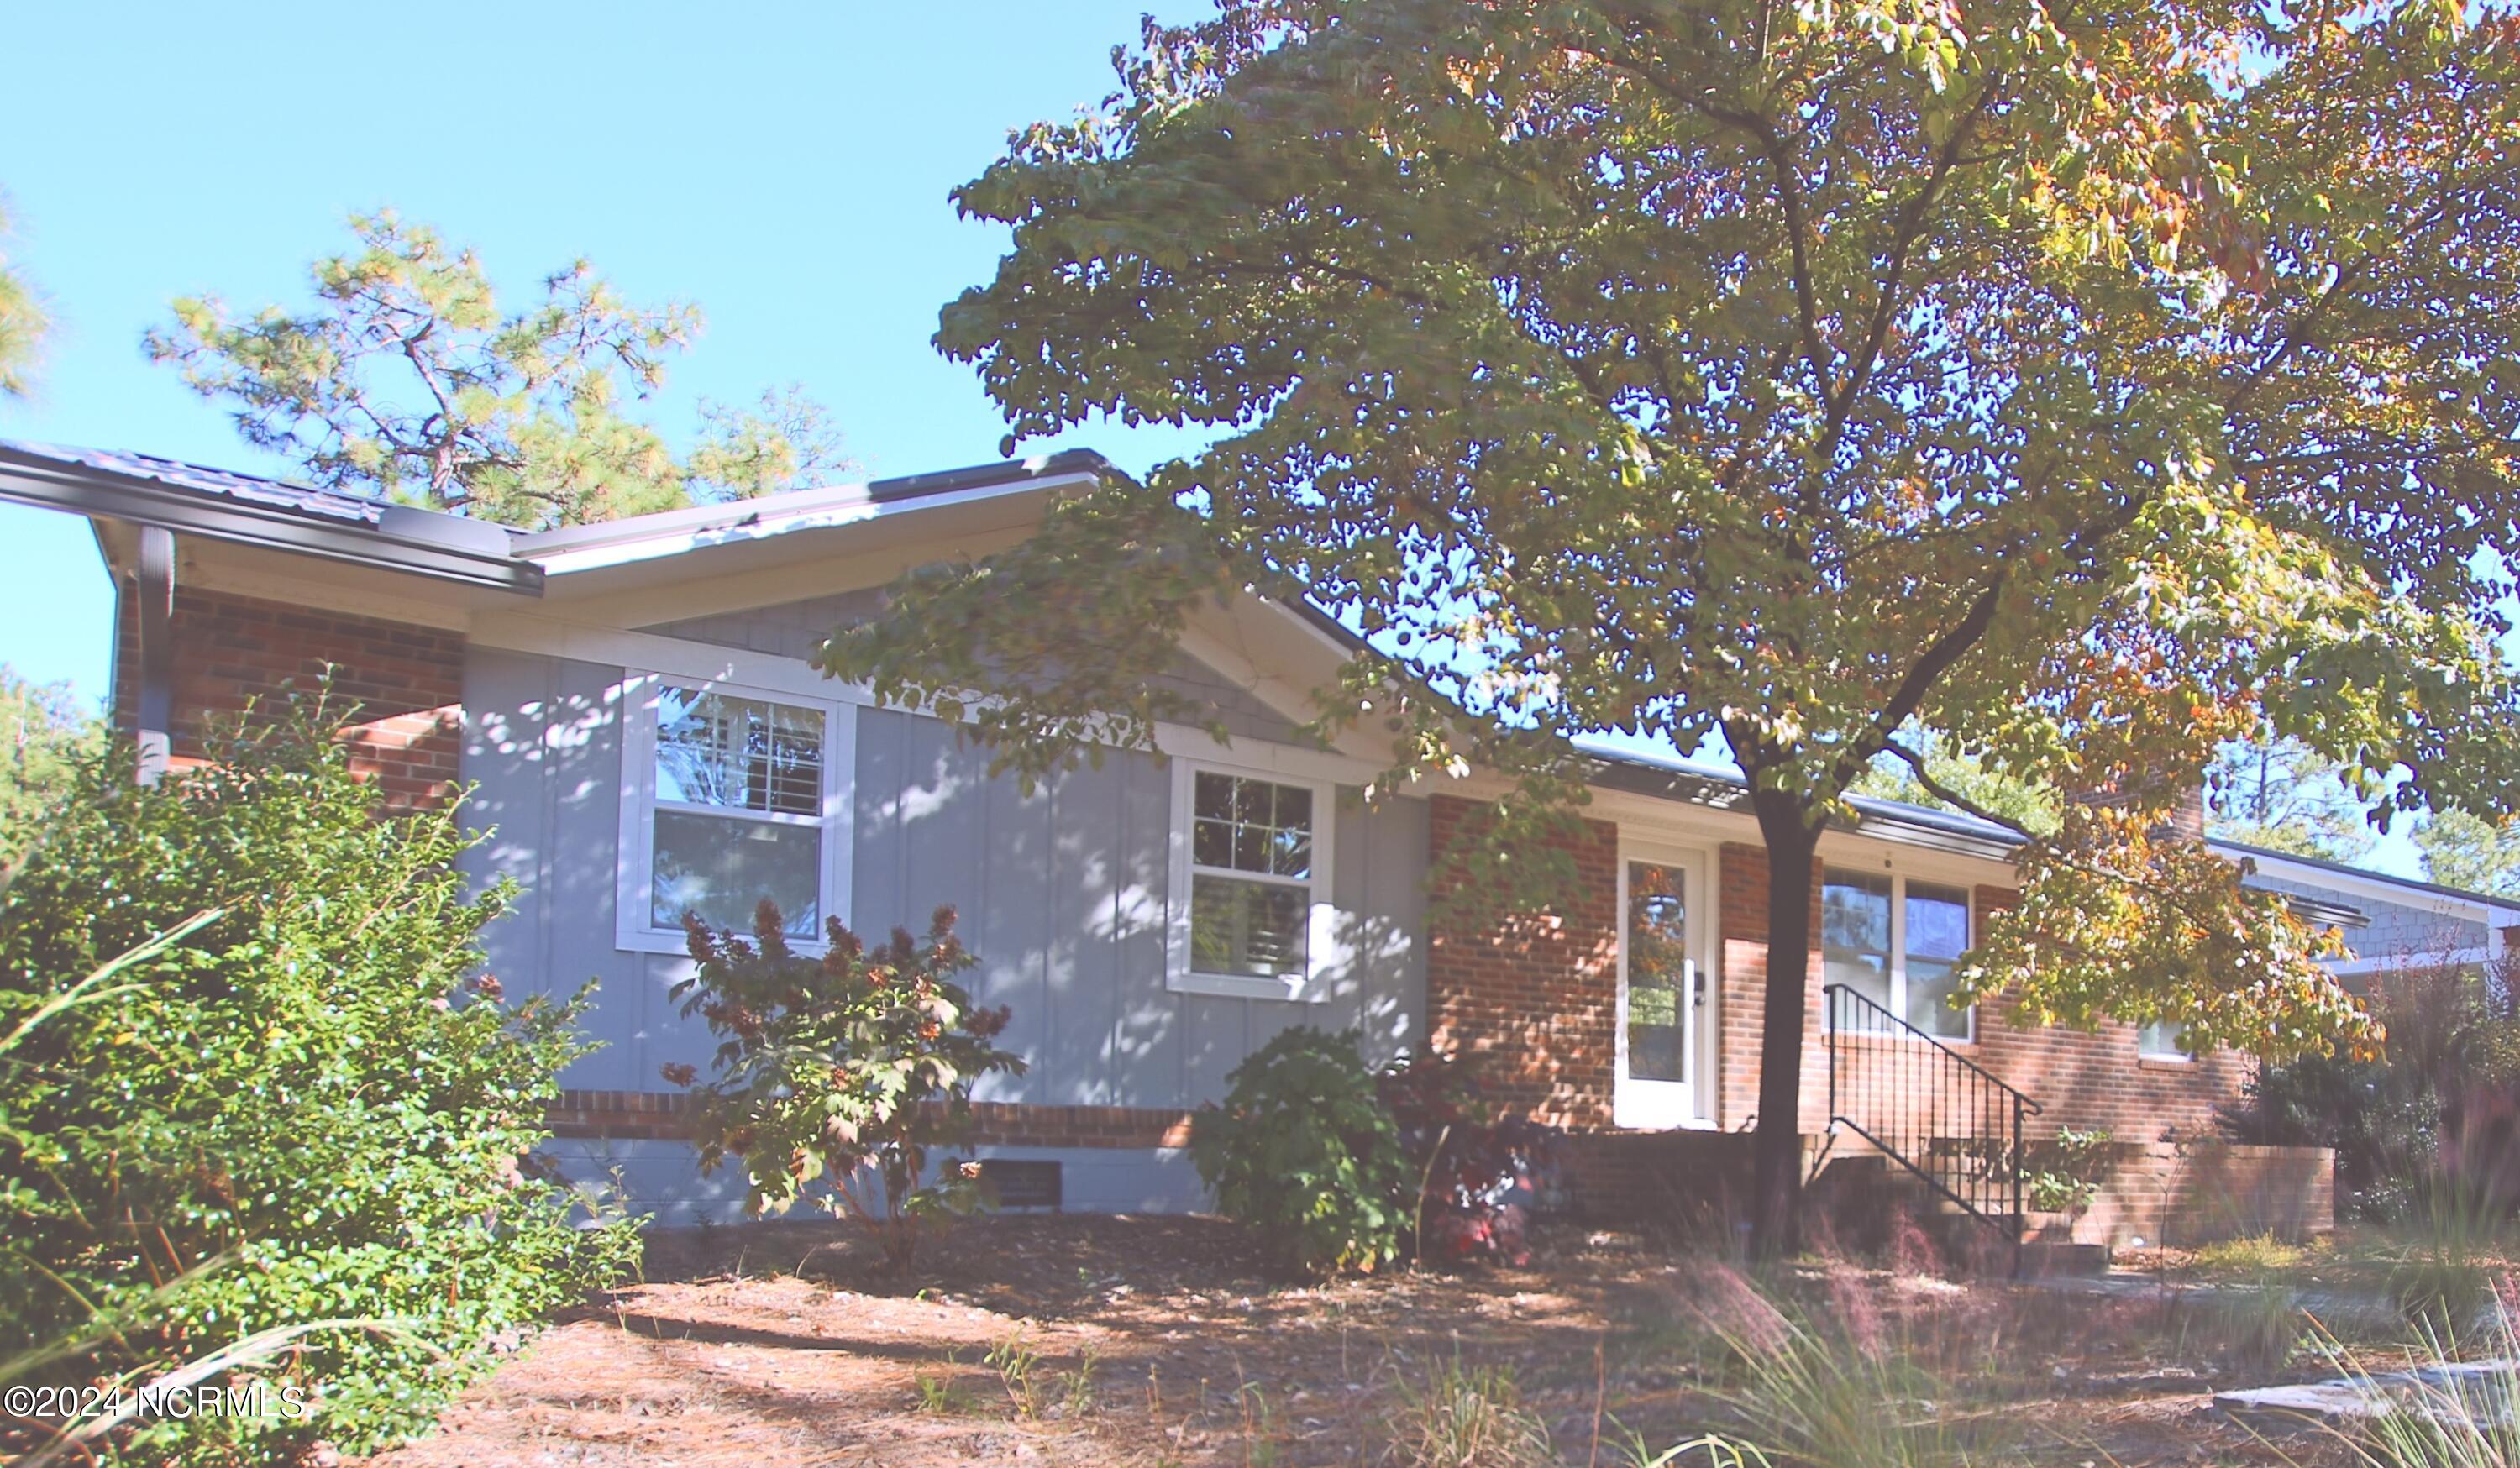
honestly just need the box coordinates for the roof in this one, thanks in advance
[0,438,536,593]
[2,440,391,525]
[512,448,1110,575]
[12,437,2502,924]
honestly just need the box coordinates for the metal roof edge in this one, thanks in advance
[0,445,542,595]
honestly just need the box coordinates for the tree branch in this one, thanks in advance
[1873,738,2039,839]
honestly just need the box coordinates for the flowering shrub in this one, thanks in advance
[1190,1030,1563,1275]
[667,902,1025,1272]
[1379,1051,1567,1266]
[1189,1026,1413,1277]
[0,710,636,1465]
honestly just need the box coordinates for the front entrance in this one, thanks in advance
[1614,843,1712,1128]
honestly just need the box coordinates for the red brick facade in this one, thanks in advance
[113,583,465,810]
[1422,794,1623,1127]
[549,1090,1195,1150]
[1430,825,2253,1146]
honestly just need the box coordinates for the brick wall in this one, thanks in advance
[1708,846,2250,1141]
[1716,841,1825,1130]
[1422,794,1623,1127]
[2047,1141,2335,1247]
[113,582,465,810]
[548,1090,1195,1149]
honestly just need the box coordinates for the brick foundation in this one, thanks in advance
[547,1090,1195,1150]
[113,582,465,810]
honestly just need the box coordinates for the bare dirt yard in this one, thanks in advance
[357,1215,2375,1468]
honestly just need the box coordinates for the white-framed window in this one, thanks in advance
[1821,867,1975,1041]
[615,674,856,955]
[2137,1020,2193,1060]
[1164,758,1336,1001]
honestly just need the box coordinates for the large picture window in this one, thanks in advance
[1821,868,1975,1040]
[617,678,853,954]
[1166,760,1334,999]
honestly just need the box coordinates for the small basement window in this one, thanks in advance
[978,1159,1063,1211]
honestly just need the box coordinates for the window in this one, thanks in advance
[2138,1020,2192,1060]
[1822,868,1974,1040]
[617,678,853,954]
[1166,761,1334,999]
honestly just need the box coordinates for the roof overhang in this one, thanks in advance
[0,443,542,595]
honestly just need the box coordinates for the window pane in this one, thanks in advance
[1822,871,1893,1015]
[1269,828,1312,878]
[1905,882,1971,961]
[1189,873,1309,978]
[1903,882,1972,1035]
[2139,1020,2187,1056]
[656,686,822,816]
[1187,772,1314,878]
[1905,957,1971,1038]
[653,810,821,936]
[1625,862,1688,1083]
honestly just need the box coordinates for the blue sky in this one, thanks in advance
[0,1,1211,694]
[0,3,2431,878]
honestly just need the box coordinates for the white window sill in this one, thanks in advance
[616,925,832,958]
[1167,970,1324,1003]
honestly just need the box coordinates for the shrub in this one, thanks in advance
[667,901,1025,1272]
[2224,966,2519,1223]
[2021,1126,2114,1214]
[0,710,637,1464]
[1189,1026,1413,1277]
[1379,1050,1567,1266]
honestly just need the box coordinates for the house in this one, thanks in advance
[10,439,2514,1245]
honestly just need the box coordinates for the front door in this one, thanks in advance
[1616,847,1708,1128]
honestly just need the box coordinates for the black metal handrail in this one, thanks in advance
[1818,983,2045,1266]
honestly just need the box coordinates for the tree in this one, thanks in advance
[0,196,46,399]
[147,212,851,529]
[2416,808,2520,898]
[831,0,2520,1250]
[1849,728,2061,836]
[2206,737,2378,861]
[0,665,100,871]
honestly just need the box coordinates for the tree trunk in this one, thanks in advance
[1748,790,1822,1257]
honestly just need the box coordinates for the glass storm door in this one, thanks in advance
[1617,850,1706,1128]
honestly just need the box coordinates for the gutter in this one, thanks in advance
[0,446,543,595]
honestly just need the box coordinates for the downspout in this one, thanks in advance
[133,525,173,787]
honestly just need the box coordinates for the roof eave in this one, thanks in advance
[0,450,543,595]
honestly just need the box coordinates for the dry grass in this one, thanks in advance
[351,1215,2382,1468]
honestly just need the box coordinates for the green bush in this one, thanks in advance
[1188,1026,1412,1278]
[666,901,1026,1272]
[2224,967,2516,1222]
[0,710,638,1464]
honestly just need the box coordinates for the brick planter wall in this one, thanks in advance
[2033,1141,2336,1248]
[113,583,465,810]
[1422,794,1622,1127]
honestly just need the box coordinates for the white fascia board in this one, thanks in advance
[513,468,1101,578]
